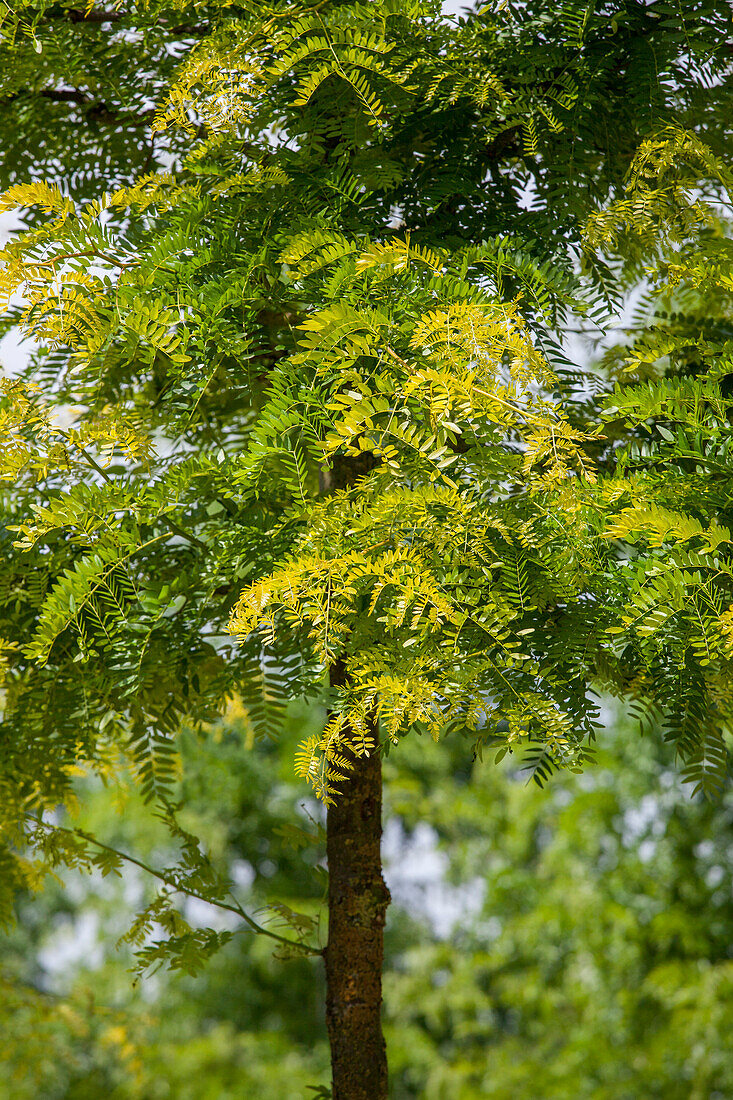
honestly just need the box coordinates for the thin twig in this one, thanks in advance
[62,434,209,552]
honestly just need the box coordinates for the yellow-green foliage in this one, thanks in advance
[583,126,733,797]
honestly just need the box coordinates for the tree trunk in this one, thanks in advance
[324,661,390,1100]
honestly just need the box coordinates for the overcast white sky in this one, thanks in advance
[442,0,475,15]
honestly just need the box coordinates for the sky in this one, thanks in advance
[442,0,475,14]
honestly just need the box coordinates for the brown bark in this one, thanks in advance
[324,661,390,1100]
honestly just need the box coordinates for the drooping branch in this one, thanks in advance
[28,815,323,956]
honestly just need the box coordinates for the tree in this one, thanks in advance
[1,2,732,1096]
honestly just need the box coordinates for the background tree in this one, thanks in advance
[1,2,732,1096]
[3,705,733,1099]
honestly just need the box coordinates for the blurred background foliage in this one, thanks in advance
[2,702,732,1099]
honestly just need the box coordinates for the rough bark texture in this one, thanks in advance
[325,661,390,1100]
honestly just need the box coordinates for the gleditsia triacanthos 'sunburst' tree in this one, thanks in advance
[1,2,732,1096]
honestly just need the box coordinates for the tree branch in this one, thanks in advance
[39,88,91,104]
[5,89,156,130]
[62,9,123,24]
[45,7,210,36]
[61,435,210,552]
[29,815,323,956]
